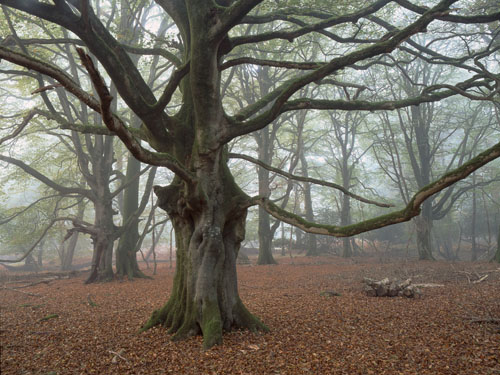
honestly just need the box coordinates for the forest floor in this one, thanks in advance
[1,256,499,375]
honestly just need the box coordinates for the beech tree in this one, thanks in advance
[1,0,499,348]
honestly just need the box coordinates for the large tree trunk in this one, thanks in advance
[142,160,267,349]
[141,5,267,348]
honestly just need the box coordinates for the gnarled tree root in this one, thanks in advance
[141,296,268,349]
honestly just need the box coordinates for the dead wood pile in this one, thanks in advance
[363,277,422,298]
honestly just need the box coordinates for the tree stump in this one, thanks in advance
[363,277,421,298]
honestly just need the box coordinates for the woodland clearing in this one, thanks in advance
[1,256,499,375]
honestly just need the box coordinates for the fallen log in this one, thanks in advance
[363,277,422,298]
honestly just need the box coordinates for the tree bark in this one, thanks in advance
[256,133,276,265]
[115,155,148,279]
[341,182,352,258]
[85,198,115,283]
[471,174,477,261]
[60,233,79,271]
[494,224,500,263]
[415,202,434,260]
[143,163,267,349]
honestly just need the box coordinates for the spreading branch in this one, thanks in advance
[0,218,60,263]
[253,140,500,237]
[230,0,391,49]
[225,0,463,141]
[0,154,92,198]
[229,153,392,208]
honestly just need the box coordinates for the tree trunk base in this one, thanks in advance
[141,296,268,349]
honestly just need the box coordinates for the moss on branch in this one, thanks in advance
[255,140,500,238]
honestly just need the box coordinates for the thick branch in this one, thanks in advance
[76,48,195,184]
[6,37,182,66]
[220,57,324,71]
[254,140,500,237]
[212,0,265,41]
[229,153,392,208]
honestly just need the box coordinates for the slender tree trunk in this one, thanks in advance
[61,200,85,271]
[471,175,477,261]
[281,221,286,256]
[170,225,174,269]
[116,155,148,279]
[61,233,79,271]
[256,131,276,265]
[299,145,318,256]
[145,223,166,261]
[37,239,45,268]
[257,205,276,264]
[415,200,434,260]
[303,183,318,256]
[341,194,352,258]
[85,198,115,283]
[494,224,500,263]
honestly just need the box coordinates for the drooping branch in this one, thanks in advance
[76,48,195,184]
[0,193,67,225]
[0,110,36,145]
[432,177,500,220]
[254,140,500,237]
[0,217,60,263]
[3,36,182,65]
[0,46,101,112]
[0,154,92,198]
[229,153,393,208]
[226,75,494,142]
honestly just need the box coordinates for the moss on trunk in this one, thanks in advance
[142,163,268,349]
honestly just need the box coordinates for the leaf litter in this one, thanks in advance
[1,257,499,374]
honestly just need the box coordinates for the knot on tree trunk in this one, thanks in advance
[363,277,422,298]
